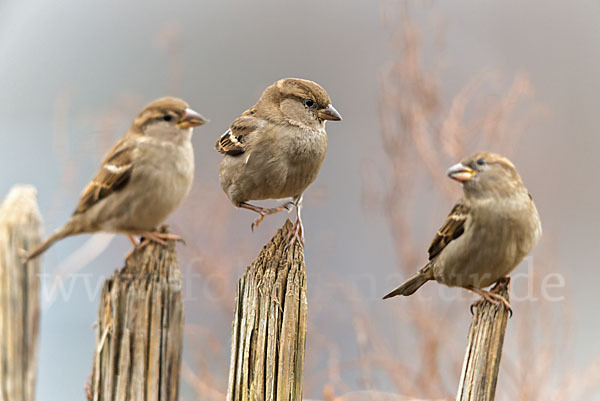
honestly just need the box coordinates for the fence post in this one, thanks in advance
[0,185,42,401]
[456,278,511,401]
[227,220,307,401]
[89,227,184,401]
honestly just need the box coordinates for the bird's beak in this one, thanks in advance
[447,163,476,182]
[317,104,342,121]
[178,108,208,128]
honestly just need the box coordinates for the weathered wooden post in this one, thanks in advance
[227,220,308,401]
[457,278,511,401]
[0,185,43,401]
[89,227,184,401]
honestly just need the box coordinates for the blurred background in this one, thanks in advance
[1,0,599,400]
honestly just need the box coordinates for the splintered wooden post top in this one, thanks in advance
[227,220,308,401]
[90,226,183,401]
[457,279,511,401]
[121,226,179,276]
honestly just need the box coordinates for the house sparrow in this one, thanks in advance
[383,152,541,309]
[215,78,342,245]
[26,97,206,261]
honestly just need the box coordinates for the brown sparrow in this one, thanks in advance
[215,78,341,245]
[26,97,206,261]
[383,152,542,309]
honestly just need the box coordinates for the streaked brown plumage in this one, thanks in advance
[383,152,542,308]
[26,97,207,261]
[216,78,342,244]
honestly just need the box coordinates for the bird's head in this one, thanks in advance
[132,97,207,143]
[447,152,525,199]
[257,78,342,130]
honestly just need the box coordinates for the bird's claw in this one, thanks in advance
[251,214,265,232]
[136,231,184,247]
[284,219,304,251]
[469,290,512,317]
[248,202,294,232]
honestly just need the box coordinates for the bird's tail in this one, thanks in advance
[25,223,75,262]
[383,265,434,299]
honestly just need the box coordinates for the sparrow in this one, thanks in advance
[26,97,207,261]
[383,152,541,309]
[215,78,342,245]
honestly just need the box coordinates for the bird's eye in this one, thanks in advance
[304,98,315,108]
[476,158,485,166]
[163,114,173,122]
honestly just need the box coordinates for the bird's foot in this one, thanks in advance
[284,218,304,250]
[139,231,184,245]
[468,287,512,317]
[126,232,184,260]
[241,201,294,231]
[128,235,139,247]
[126,232,182,260]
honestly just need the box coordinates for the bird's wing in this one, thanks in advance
[215,108,263,156]
[73,137,134,215]
[427,200,469,260]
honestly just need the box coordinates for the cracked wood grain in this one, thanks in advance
[457,279,511,401]
[227,220,307,401]
[89,227,183,401]
[0,185,42,401]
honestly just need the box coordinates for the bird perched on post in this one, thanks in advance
[215,78,342,245]
[383,152,541,309]
[26,97,207,261]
